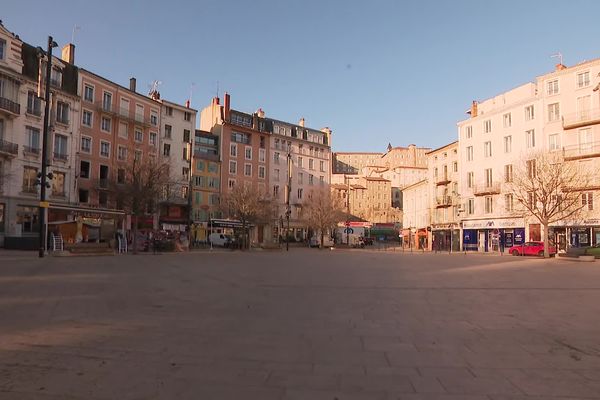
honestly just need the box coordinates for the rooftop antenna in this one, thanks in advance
[71,25,81,44]
[551,52,563,65]
[188,82,196,105]
[148,80,162,97]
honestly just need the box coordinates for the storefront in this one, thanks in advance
[551,219,600,249]
[431,224,460,252]
[461,218,525,252]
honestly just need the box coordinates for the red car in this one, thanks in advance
[509,241,557,256]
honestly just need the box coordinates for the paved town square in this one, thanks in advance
[1,250,600,399]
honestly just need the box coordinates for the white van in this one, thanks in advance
[208,233,233,247]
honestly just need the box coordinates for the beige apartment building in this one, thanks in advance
[458,59,600,252]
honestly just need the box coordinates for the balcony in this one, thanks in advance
[563,141,600,161]
[435,175,451,186]
[134,113,151,127]
[562,109,600,130]
[23,146,40,156]
[0,97,20,116]
[53,152,68,162]
[0,139,18,157]
[435,195,453,208]
[473,182,501,196]
[95,100,117,115]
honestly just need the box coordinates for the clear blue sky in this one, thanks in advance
[4,0,600,152]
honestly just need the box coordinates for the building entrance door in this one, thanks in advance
[478,231,486,252]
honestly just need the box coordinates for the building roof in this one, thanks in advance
[330,184,348,190]
[425,141,459,155]
[365,177,390,182]
[401,179,428,191]
[351,184,366,189]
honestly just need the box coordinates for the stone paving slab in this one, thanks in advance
[2,250,600,399]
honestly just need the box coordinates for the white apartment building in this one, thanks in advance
[458,59,600,252]
[427,141,460,251]
[0,24,80,249]
[401,179,429,249]
[268,116,332,241]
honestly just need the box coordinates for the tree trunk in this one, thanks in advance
[242,220,246,251]
[320,230,324,249]
[543,221,549,258]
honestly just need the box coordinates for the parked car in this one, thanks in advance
[363,237,374,246]
[509,241,557,256]
[208,233,234,247]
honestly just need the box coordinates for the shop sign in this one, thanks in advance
[462,218,522,229]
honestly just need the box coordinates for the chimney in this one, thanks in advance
[256,108,265,118]
[185,99,190,108]
[224,92,230,121]
[61,43,75,64]
[129,77,136,92]
[212,96,220,105]
[470,100,478,118]
[555,63,567,71]
[299,117,305,127]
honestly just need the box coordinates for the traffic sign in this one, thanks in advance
[39,201,50,208]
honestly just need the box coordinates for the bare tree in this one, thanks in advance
[111,157,171,254]
[221,183,274,249]
[508,151,591,257]
[303,187,345,248]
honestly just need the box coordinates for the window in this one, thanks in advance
[0,39,5,60]
[503,135,512,153]
[27,91,41,115]
[547,79,559,95]
[274,169,280,181]
[434,167,438,178]
[150,112,158,126]
[274,138,280,150]
[309,174,314,185]
[484,141,492,157]
[196,161,205,172]
[25,126,40,152]
[320,160,325,172]
[258,165,265,179]
[118,122,128,138]
[298,156,303,168]
[52,172,65,196]
[229,160,237,174]
[525,105,535,121]
[273,185,279,198]
[245,147,252,160]
[549,133,561,151]
[485,168,493,187]
[101,116,111,132]
[467,198,475,215]
[79,160,90,179]
[79,189,89,203]
[230,143,237,157]
[465,126,472,139]
[504,164,513,183]
[526,129,535,148]
[582,193,594,210]
[484,196,493,214]
[319,176,324,185]
[164,124,172,138]
[505,194,514,212]
[54,134,68,159]
[100,141,110,157]
[244,164,252,177]
[81,136,92,153]
[118,146,127,161]
[117,168,125,184]
[16,206,39,233]
[453,161,458,172]
[274,152,280,164]
[208,162,218,173]
[135,129,143,142]
[183,129,191,143]
[309,159,314,170]
[548,103,560,122]
[231,132,250,144]
[298,172,303,184]
[503,113,512,128]
[577,95,591,119]
[466,146,473,161]
[82,110,93,127]
[102,92,112,111]
[22,166,38,193]
[50,69,62,88]
[84,85,94,102]
[134,150,142,162]
[184,112,191,122]
[150,132,157,146]
[579,128,592,151]
[483,120,492,133]
[165,106,173,116]
[526,159,536,178]
[577,71,590,88]
[259,148,266,162]
[298,188,303,199]
[228,179,235,189]
[208,177,219,188]
[56,101,69,124]
[163,143,171,157]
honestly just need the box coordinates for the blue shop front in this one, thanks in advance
[461,217,525,252]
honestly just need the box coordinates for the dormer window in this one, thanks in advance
[50,68,62,88]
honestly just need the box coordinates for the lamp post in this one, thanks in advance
[286,144,292,251]
[38,36,58,258]
[187,141,193,249]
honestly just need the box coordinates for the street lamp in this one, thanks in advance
[285,143,292,251]
[38,36,58,258]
